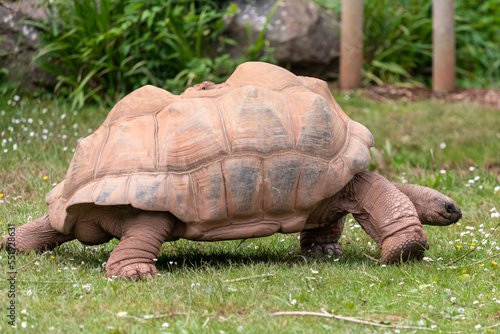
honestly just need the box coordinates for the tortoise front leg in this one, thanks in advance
[300,216,346,257]
[1,214,75,252]
[103,211,175,279]
[337,171,429,263]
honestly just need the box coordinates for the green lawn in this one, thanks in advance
[1,91,499,333]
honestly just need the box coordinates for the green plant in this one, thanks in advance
[361,0,500,88]
[31,0,250,108]
[455,0,500,87]
[362,0,433,87]
[313,0,500,88]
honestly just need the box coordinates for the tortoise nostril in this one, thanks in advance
[445,203,455,213]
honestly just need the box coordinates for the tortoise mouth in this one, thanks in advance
[437,211,462,226]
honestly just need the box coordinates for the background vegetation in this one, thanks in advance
[30,0,254,107]
[1,0,495,107]
[314,0,500,87]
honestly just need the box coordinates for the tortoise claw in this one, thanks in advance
[302,242,344,258]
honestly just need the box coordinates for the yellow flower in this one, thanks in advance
[480,264,484,267]
[470,242,476,247]
[0,193,3,197]
[51,256,55,259]
[43,176,48,180]
[492,261,498,266]
[462,270,467,274]
[456,245,462,249]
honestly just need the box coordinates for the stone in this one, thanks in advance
[0,0,55,91]
[224,0,340,79]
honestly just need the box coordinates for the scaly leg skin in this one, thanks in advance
[320,171,429,263]
[102,211,174,280]
[300,216,346,257]
[0,214,75,252]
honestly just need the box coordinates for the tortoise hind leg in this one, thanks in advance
[0,214,75,252]
[300,216,346,257]
[104,211,175,279]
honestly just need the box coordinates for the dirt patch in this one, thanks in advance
[362,85,500,109]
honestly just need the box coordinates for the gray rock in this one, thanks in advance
[0,0,55,91]
[224,0,340,79]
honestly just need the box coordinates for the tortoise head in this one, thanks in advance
[394,183,462,226]
[427,195,462,226]
[413,190,462,226]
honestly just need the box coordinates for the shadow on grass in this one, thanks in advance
[49,238,375,274]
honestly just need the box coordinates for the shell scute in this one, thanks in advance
[105,85,175,123]
[263,154,302,214]
[157,98,229,172]
[62,127,106,199]
[294,94,347,159]
[222,156,263,221]
[96,115,157,179]
[190,163,228,223]
[215,86,294,155]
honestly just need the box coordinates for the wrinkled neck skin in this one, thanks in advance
[392,183,462,226]
[310,170,428,263]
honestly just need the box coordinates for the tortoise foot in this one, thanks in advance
[106,260,157,280]
[302,242,344,258]
[381,233,429,264]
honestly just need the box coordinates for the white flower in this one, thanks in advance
[117,311,128,317]
[162,322,169,328]
[439,142,446,149]
[21,321,27,328]
[469,166,476,172]
[475,324,482,329]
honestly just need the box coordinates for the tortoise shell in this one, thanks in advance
[47,62,374,240]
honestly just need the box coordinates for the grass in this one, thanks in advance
[1,90,499,333]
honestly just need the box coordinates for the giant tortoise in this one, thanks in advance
[1,62,462,279]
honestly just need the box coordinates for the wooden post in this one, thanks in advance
[339,0,364,89]
[433,0,455,92]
